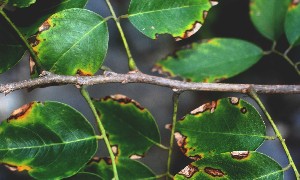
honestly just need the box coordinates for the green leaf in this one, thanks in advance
[250,0,290,41]
[7,0,88,37]
[0,16,26,74]
[92,95,161,158]
[285,1,300,46]
[0,101,98,179]
[175,98,265,159]
[174,152,283,179]
[84,157,156,180]
[32,8,109,75]
[7,0,36,8]
[153,38,263,82]
[69,172,103,180]
[128,0,216,41]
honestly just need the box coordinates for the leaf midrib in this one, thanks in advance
[129,4,205,17]
[178,128,265,138]
[0,136,97,151]
[48,20,105,71]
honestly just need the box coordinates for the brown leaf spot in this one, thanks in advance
[174,132,187,154]
[107,94,145,110]
[90,157,112,165]
[175,22,202,41]
[76,69,92,76]
[231,151,249,160]
[240,107,247,114]
[30,37,40,48]
[229,97,239,105]
[165,124,172,130]
[29,57,36,75]
[8,102,34,121]
[190,101,217,115]
[179,164,199,178]
[210,0,219,6]
[130,154,143,160]
[4,164,32,172]
[203,11,208,19]
[38,20,51,33]
[292,0,299,5]
[204,167,225,177]
[189,155,201,161]
[111,145,119,156]
[152,64,173,77]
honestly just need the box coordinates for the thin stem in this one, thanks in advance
[272,49,300,75]
[155,173,168,179]
[0,1,7,10]
[249,89,300,180]
[104,0,138,71]
[167,92,180,179]
[96,135,104,140]
[284,45,293,57]
[0,10,41,64]
[80,86,119,180]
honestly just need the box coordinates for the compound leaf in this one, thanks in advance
[128,0,217,41]
[285,1,300,46]
[92,95,161,158]
[153,38,263,82]
[7,0,88,37]
[32,8,109,75]
[250,0,290,41]
[174,152,283,179]
[0,101,98,179]
[84,157,155,180]
[175,98,265,159]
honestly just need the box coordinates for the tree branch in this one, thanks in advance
[0,71,300,94]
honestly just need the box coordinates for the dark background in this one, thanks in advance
[0,0,299,179]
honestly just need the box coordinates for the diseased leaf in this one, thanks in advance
[285,1,300,46]
[68,172,103,180]
[92,95,161,158]
[250,0,290,40]
[174,152,283,179]
[32,8,109,75]
[153,38,263,82]
[7,0,36,8]
[7,0,88,37]
[84,157,155,180]
[175,98,265,159]
[128,0,217,41]
[0,101,98,179]
[0,15,26,74]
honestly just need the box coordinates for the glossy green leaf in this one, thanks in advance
[285,2,300,46]
[250,0,290,40]
[0,101,98,179]
[32,8,109,75]
[153,38,263,82]
[84,157,155,180]
[174,152,283,179]
[175,98,265,159]
[128,0,217,40]
[7,0,36,8]
[92,95,161,158]
[0,16,26,74]
[69,172,103,180]
[7,0,88,37]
